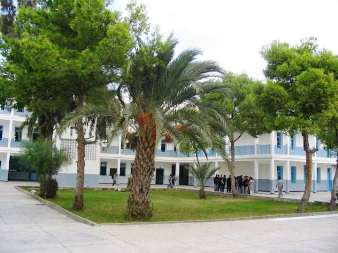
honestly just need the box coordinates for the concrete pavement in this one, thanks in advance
[0,181,337,253]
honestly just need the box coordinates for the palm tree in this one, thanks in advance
[118,35,223,220]
[190,163,218,199]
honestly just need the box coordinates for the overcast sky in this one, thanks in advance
[113,0,338,80]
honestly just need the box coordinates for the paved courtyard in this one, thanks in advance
[0,181,337,253]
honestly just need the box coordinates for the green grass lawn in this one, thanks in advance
[47,189,329,223]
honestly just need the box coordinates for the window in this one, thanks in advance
[316,167,321,183]
[277,166,283,180]
[304,165,307,181]
[14,127,22,142]
[174,145,177,152]
[290,135,295,150]
[291,166,297,183]
[0,125,3,140]
[276,132,282,149]
[17,107,24,113]
[100,162,107,175]
[120,163,126,176]
[161,140,166,152]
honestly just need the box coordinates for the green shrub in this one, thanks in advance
[21,140,69,198]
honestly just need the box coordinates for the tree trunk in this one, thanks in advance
[73,120,86,210]
[329,157,338,211]
[199,186,206,199]
[298,132,314,212]
[230,140,239,197]
[127,115,156,220]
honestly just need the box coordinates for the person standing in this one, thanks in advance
[222,175,227,192]
[276,179,284,198]
[248,176,255,194]
[227,176,231,192]
[213,175,219,191]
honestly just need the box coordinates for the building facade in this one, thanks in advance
[0,106,336,192]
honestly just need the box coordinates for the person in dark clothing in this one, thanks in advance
[222,175,226,192]
[213,175,219,191]
[226,177,231,192]
[237,175,243,194]
[243,176,249,194]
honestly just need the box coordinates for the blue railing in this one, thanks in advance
[235,145,255,155]
[121,148,135,155]
[10,140,23,148]
[275,145,288,154]
[290,146,305,156]
[0,138,8,147]
[14,110,30,117]
[101,146,119,154]
[0,109,11,114]
[156,150,178,157]
[257,144,271,154]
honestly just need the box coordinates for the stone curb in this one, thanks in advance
[16,186,337,226]
[99,211,338,226]
[15,186,97,226]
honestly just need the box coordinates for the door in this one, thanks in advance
[277,166,283,180]
[155,168,164,185]
[327,168,333,191]
[179,165,189,185]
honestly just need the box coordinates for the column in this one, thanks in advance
[254,159,259,193]
[7,118,13,149]
[313,161,317,193]
[270,159,275,193]
[270,131,275,155]
[175,162,180,185]
[3,152,10,181]
[286,135,290,155]
[118,135,122,154]
[285,160,290,193]
[116,158,121,183]
[215,161,219,169]
[254,138,259,155]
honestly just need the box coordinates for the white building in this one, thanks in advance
[0,106,336,192]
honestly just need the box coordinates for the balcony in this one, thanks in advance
[100,146,119,154]
[121,148,135,155]
[256,144,271,155]
[235,145,255,156]
[11,140,23,148]
[156,150,178,157]
[275,145,288,155]
[0,138,8,147]
[0,108,11,115]
[290,146,305,156]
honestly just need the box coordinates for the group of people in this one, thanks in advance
[168,174,177,188]
[213,174,255,194]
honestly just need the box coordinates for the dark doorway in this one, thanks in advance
[179,165,189,185]
[155,168,164,185]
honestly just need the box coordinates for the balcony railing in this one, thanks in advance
[256,144,271,155]
[275,145,288,155]
[290,146,305,156]
[235,145,255,156]
[11,140,23,148]
[0,138,8,147]
[100,146,119,154]
[0,109,11,115]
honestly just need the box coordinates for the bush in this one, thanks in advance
[21,140,69,199]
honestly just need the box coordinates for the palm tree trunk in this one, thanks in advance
[329,156,338,211]
[230,140,239,197]
[199,186,206,199]
[298,132,314,212]
[73,120,85,210]
[128,117,156,220]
